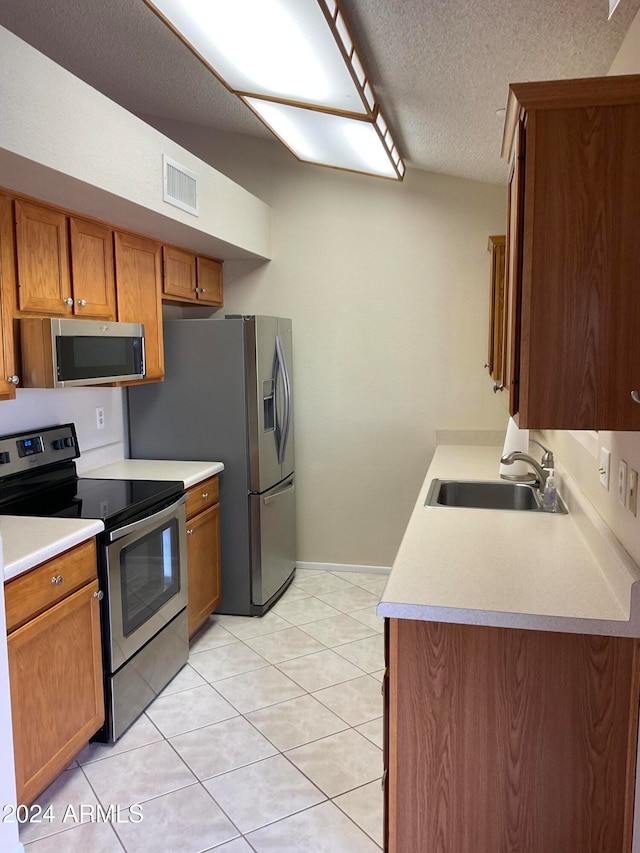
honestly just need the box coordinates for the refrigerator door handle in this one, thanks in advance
[275,334,291,465]
[263,478,295,505]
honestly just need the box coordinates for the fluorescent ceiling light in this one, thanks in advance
[143,0,405,180]
[245,99,399,178]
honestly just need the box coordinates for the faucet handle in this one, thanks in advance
[529,438,554,470]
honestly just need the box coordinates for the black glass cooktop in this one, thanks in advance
[0,476,184,531]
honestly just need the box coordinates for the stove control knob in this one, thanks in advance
[64,437,75,448]
[53,439,65,450]
[0,451,10,464]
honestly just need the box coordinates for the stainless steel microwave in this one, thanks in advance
[20,318,145,387]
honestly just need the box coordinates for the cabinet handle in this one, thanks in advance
[78,299,87,307]
[93,590,104,600]
[187,528,194,535]
[493,382,504,393]
[381,768,388,791]
[200,288,206,294]
[63,297,74,306]
[632,391,640,404]
[51,575,63,585]
[7,375,20,385]
[201,492,209,499]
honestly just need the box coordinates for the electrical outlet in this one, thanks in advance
[96,406,105,430]
[599,447,611,490]
[629,470,638,517]
[618,459,628,506]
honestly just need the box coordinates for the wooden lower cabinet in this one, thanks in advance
[186,476,221,637]
[385,618,640,852]
[6,541,104,806]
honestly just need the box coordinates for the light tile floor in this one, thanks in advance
[20,569,388,852]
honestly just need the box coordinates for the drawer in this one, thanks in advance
[5,539,98,634]
[186,475,219,519]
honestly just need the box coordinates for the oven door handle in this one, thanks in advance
[106,493,187,544]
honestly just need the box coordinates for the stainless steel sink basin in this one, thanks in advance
[426,479,567,513]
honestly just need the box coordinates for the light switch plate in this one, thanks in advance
[599,447,611,490]
[618,459,628,506]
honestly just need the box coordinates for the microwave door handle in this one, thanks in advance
[106,493,187,543]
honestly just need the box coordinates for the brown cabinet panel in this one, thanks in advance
[386,618,640,853]
[486,235,506,388]
[185,475,220,519]
[502,75,640,429]
[5,540,97,633]
[8,579,104,806]
[15,200,72,315]
[196,256,223,305]
[187,503,221,637]
[114,231,164,382]
[69,217,116,319]
[163,245,196,301]
[0,194,18,398]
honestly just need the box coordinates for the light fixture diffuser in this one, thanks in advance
[143,0,405,180]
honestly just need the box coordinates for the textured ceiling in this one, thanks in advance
[1,0,639,184]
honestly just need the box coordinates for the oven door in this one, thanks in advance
[104,494,188,672]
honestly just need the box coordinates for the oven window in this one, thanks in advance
[119,517,181,636]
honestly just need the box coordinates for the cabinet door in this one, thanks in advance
[8,581,104,806]
[505,119,525,419]
[0,194,18,399]
[387,618,640,853]
[114,231,164,382]
[163,246,197,301]
[187,503,221,637]
[487,235,506,387]
[69,217,116,319]
[15,200,72,315]
[196,256,223,305]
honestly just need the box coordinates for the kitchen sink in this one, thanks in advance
[425,479,567,513]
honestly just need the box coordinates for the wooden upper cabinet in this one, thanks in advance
[69,217,116,319]
[114,231,164,382]
[163,245,197,301]
[502,74,640,429]
[196,256,223,306]
[162,248,223,307]
[0,195,18,399]
[486,235,506,390]
[15,200,72,315]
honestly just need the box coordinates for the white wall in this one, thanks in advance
[0,388,126,470]
[141,119,509,566]
[0,25,271,261]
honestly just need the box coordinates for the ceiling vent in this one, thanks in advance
[163,155,198,216]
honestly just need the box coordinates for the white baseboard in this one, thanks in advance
[296,561,391,575]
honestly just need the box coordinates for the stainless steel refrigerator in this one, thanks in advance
[127,316,296,616]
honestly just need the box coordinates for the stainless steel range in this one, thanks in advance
[0,423,188,741]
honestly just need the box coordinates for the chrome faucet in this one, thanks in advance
[500,437,554,490]
[500,451,548,489]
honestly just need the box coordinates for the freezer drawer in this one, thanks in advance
[250,475,296,606]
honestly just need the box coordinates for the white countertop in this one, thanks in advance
[377,445,640,636]
[1,517,104,582]
[1,459,222,583]
[83,459,224,488]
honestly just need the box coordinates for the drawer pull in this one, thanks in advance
[51,575,63,585]
[93,590,104,601]
[187,528,194,535]
[201,492,209,499]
